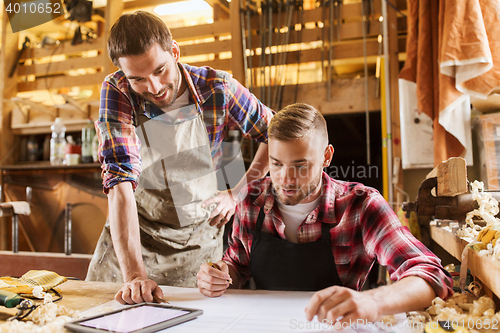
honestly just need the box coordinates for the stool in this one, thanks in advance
[0,201,31,253]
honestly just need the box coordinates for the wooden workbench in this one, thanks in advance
[0,280,121,323]
[430,222,500,302]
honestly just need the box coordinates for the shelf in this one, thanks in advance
[0,161,101,172]
[430,222,500,299]
[11,119,92,135]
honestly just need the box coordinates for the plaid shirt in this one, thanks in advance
[224,172,453,298]
[96,63,274,193]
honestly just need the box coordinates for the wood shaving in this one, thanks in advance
[456,180,500,260]
[0,291,80,333]
[423,292,500,329]
[0,316,73,333]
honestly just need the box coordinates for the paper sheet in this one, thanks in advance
[81,287,414,333]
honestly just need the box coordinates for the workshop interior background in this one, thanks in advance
[0,0,499,285]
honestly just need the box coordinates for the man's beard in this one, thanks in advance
[139,67,181,109]
[273,171,322,206]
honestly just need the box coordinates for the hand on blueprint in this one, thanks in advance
[202,190,236,228]
[304,286,380,324]
[197,260,233,297]
[115,276,164,305]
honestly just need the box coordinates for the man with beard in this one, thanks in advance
[86,11,274,304]
[197,103,453,324]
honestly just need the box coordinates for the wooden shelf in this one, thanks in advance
[430,222,500,299]
[11,119,92,135]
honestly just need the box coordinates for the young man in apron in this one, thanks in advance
[85,11,274,304]
[197,103,453,324]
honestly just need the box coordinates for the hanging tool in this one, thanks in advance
[0,290,37,321]
[9,37,30,78]
[361,0,371,165]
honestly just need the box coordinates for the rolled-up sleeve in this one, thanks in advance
[225,76,274,143]
[362,193,454,299]
[96,80,142,194]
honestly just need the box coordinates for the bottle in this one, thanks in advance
[81,119,95,163]
[92,132,99,163]
[50,118,66,166]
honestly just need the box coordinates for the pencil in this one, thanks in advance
[208,261,232,284]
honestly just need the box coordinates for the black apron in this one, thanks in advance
[250,206,343,291]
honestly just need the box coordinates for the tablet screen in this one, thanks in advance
[67,304,201,333]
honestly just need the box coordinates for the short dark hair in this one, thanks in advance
[107,11,173,67]
[268,103,329,148]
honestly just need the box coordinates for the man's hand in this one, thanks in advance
[304,286,381,325]
[202,190,236,228]
[197,261,232,297]
[115,277,164,305]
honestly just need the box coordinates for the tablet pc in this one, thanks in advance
[64,303,203,333]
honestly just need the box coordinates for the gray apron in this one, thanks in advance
[86,105,222,287]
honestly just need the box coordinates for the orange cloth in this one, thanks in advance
[399,0,500,167]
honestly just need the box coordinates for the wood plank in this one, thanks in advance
[103,0,123,76]
[1,9,20,250]
[430,224,500,299]
[180,39,232,58]
[17,73,105,92]
[19,37,105,61]
[170,20,232,41]
[18,55,106,77]
[247,38,381,67]
[180,58,231,72]
[11,119,94,135]
[427,157,468,197]
[230,0,245,83]
[248,18,383,49]
[0,251,92,280]
[387,0,403,209]
[57,280,122,312]
[278,76,380,114]
[430,224,467,260]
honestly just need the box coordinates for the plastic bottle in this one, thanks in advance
[50,118,66,166]
[81,119,95,163]
[92,132,99,163]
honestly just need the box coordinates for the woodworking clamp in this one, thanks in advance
[402,177,500,224]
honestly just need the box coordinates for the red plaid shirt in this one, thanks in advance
[223,172,453,298]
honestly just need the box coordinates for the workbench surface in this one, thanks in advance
[430,222,500,301]
[0,280,121,322]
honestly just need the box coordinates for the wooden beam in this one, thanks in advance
[229,0,245,84]
[18,73,105,92]
[1,9,19,250]
[387,0,403,209]
[103,0,123,76]
[171,20,231,41]
[18,55,106,77]
[180,39,232,58]
[19,37,105,61]
[245,36,406,67]
[279,77,380,114]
